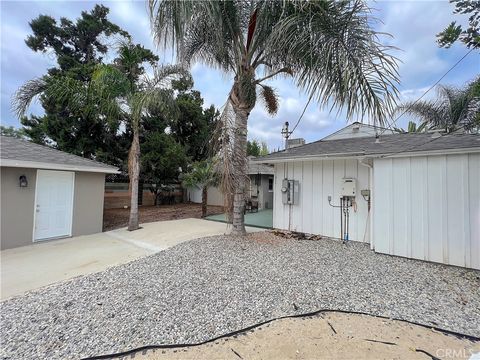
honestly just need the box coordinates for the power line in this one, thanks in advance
[290,93,314,136]
[379,48,475,135]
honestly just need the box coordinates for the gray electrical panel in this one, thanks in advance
[281,179,299,205]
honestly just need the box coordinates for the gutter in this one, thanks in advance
[253,146,480,164]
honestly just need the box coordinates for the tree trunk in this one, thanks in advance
[128,126,140,231]
[201,186,208,218]
[230,106,249,236]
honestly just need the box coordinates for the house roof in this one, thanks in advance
[255,132,480,163]
[321,121,393,141]
[0,136,119,173]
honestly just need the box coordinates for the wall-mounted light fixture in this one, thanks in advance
[19,175,28,188]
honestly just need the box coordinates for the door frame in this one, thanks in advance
[32,169,75,243]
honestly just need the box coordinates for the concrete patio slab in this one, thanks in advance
[1,218,262,299]
[206,209,273,228]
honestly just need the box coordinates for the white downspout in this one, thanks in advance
[360,157,374,250]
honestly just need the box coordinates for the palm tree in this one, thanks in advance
[149,0,400,235]
[393,120,428,133]
[181,159,219,218]
[14,42,188,231]
[395,77,480,133]
[89,47,188,231]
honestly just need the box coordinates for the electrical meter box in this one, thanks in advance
[341,178,356,197]
[281,179,299,205]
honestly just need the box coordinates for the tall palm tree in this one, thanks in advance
[15,42,188,231]
[89,49,188,231]
[395,77,480,132]
[181,159,219,218]
[149,0,399,235]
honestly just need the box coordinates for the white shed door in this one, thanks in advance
[34,170,74,241]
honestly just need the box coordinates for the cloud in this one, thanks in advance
[1,0,477,143]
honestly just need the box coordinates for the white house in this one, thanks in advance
[255,127,480,270]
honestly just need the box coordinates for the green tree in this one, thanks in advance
[169,78,219,161]
[181,159,219,218]
[150,0,399,234]
[88,44,188,231]
[15,5,131,166]
[437,0,480,49]
[0,126,26,138]
[247,140,261,156]
[395,77,480,132]
[141,132,188,205]
[259,141,269,156]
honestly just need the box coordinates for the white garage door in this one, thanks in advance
[34,170,75,241]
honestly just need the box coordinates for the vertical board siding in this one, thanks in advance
[372,159,391,254]
[373,153,480,270]
[469,154,480,269]
[273,159,370,242]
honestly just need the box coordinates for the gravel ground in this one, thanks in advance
[1,234,479,359]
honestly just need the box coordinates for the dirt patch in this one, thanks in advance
[103,204,224,231]
[126,312,480,360]
[247,231,285,245]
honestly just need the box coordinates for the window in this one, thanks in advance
[268,177,274,192]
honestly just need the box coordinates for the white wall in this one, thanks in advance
[373,154,480,270]
[187,186,224,206]
[273,159,371,242]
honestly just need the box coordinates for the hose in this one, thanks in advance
[81,308,480,360]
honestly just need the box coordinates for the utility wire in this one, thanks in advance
[379,48,475,136]
[290,93,314,136]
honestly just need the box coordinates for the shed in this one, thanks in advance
[0,136,119,250]
[255,130,480,269]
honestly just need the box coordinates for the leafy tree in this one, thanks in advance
[0,126,26,138]
[15,5,131,166]
[141,132,188,205]
[169,78,219,161]
[247,140,270,156]
[150,0,399,234]
[247,140,261,156]
[395,77,480,132]
[181,159,219,218]
[26,4,129,74]
[259,141,269,156]
[393,121,428,133]
[437,0,480,49]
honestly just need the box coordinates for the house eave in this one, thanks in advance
[254,147,480,164]
[0,159,120,174]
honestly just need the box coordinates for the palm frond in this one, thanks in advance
[394,101,445,127]
[268,0,400,125]
[12,78,48,117]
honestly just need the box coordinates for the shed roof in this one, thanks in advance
[247,156,274,175]
[255,132,480,163]
[0,136,119,173]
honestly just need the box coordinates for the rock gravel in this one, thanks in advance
[1,234,479,359]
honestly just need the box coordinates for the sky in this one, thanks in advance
[1,0,479,150]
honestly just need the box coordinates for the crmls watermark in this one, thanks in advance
[436,348,478,359]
